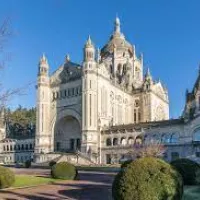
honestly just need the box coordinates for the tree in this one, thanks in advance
[0,19,22,108]
[127,140,166,160]
[0,18,31,110]
[5,105,36,139]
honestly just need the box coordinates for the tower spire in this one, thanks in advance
[40,53,47,64]
[65,54,70,62]
[114,16,121,34]
[84,35,95,61]
[146,67,151,77]
[85,35,93,47]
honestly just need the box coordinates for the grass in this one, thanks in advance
[183,185,200,200]
[12,175,62,188]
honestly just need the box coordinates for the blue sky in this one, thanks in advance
[1,0,200,118]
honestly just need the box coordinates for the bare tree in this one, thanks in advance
[127,141,166,160]
[0,18,28,109]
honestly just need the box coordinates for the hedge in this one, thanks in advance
[51,162,78,180]
[112,157,183,200]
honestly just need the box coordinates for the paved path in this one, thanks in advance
[0,169,115,200]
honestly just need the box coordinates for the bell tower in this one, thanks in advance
[35,54,51,157]
[81,36,99,160]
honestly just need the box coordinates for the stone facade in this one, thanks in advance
[34,17,169,163]
[0,138,34,164]
[101,67,200,164]
[0,17,199,165]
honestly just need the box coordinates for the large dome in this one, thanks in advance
[101,17,134,57]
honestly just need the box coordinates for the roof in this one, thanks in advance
[100,17,133,58]
[50,61,82,85]
[186,70,200,102]
[101,33,133,57]
[62,61,82,80]
[103,118,184,132]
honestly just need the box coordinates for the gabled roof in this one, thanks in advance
[50,61,82,86]
[186,69,200,102]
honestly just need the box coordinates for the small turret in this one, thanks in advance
[140,53,143,67]
[143,68,153,90]
[132,45,136,58]
[84,35,95,61]
[38,54,49,76]
[65,54,70,63]
[97,48,101,63]
[145,68,152,78]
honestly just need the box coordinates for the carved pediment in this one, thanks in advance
[50,61,82,86]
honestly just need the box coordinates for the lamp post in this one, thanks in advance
[98,118,102,164]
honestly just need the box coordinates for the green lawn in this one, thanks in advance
[183,186,200,200]
[12,175,62,188]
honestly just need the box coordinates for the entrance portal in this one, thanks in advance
[54,116,81,152]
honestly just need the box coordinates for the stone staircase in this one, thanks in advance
[35,151,97,165]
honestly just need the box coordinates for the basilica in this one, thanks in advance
[0,17,200,165]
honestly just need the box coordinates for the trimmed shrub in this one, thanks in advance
[171,158,200,185]
[49,160,56,168]
[112,157,183,200]
[0,166,15,189]
[24,160,31,168]
[51,162,77,180]
[121,160,133,169]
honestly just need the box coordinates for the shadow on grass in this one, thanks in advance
[0,179,113,200]
[0,171,115,200]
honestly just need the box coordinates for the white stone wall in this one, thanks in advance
[101,116,200,164]
[0,139,34,163]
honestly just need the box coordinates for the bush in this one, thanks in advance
[121,160,133,169]
[51,162,78,180]
[112,157,183,200]
[171,158,200,185]
[49,160,56,168]
[24,160,31,168]
[0,166,15,189]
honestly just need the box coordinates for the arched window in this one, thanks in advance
[152,134,160,143]
[113,138,118,146]
[143,134,148,144]
[110,64,113,74]
[134,100,141,123]
[121,137,126,146]
[117,63,122,74]
[21,144,24,151]
[193,128,200,141]
[123,64,127,74]
[18,145,20,151]
[7,145,9,151]
[135,100,139,107]
[106,138,112,146]
[128,137,134,145]
[30,143,33,150]
[10,145,13,151]
[135,136,143,145]
[3,146,5,151]
[170,133,179,143]
[26,144,29,150]
[161,134,170,144]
